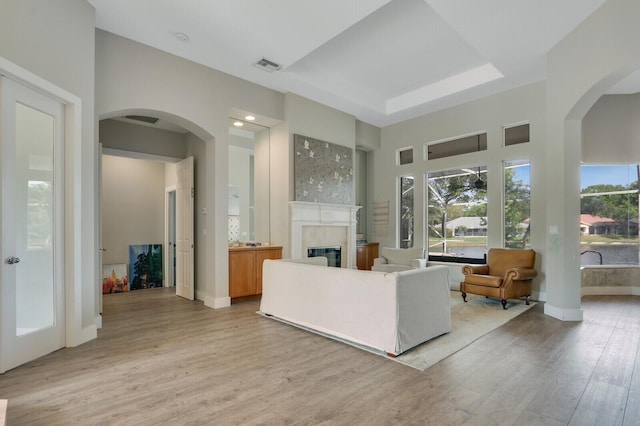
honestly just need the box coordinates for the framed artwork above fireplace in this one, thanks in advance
[293,134,354,205]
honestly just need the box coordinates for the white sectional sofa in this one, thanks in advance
[259,258,451,356]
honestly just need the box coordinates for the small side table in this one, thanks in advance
[356,242,379,270]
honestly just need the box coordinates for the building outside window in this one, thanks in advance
[504,160,531,248]
[426,167,487,262]
[580,164,639,265]
[400,176,414,248]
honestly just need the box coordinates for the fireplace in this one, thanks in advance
[308,246,342,268]
[290,201,361,268]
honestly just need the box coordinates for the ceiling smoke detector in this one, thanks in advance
[254,58,281,72]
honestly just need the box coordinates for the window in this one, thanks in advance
[398,147,413,165]
[426,167,487,262]
[400,176,414,248]
[580,165,639,265]
[504,123,530,146]
[504,160,531,248]
[27,180,52,249]
[426,133,487,160]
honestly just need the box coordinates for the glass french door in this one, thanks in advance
[0,76,64,373]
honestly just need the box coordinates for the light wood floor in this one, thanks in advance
[1,288,640,425]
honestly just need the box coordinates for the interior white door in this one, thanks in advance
[175,157,194,300]
[0,76,65,373]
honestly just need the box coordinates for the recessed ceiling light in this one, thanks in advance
[175,32,190,42]
[233,121,244,127]
[245,115,255,121]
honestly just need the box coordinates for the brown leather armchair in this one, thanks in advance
[460,248,537,309]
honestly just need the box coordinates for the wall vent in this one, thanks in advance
[254,57,281,72]
[124,115,159,124]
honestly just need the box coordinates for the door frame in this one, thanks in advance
[0,57,94,354]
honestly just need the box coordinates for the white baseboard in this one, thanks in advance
[205,296,231,309]
[95,314,102,329]
[67,324,98,347]
[544,303,583,321]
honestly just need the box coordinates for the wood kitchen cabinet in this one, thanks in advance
[229,245,282,301]
[356,242,379,270]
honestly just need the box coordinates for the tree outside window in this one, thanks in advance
[400,176,414,248]
[504,160,531,248]
[426,168,487,260]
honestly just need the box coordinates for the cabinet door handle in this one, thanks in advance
[6,256,20,265]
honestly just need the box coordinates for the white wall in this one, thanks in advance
[0,0,96,344]
[186,132,207,301]
[101,156,166,267]
[582,93,640,162]
[165,163,177,188]
[228,144,252,241]
[254,127,271,243]
[100,119,188,159]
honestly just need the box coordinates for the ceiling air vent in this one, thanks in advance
[124,115,159,124]
[254,57,281,72]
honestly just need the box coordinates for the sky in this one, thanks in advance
[508,164,639,191]
[581,165,638,190]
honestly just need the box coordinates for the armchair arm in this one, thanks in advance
[505,268,537,281]
[462,265,489,275]
[373,257,388,266]
[409,258,427,269]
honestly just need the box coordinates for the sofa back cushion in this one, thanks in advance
[487,248,535,277]
[282,257,329,267]
[380,247,425,265]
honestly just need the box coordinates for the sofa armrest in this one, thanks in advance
[462,264,489,275]
[409,258,427,269]
[505,267,537,281]
[373,257,388,266]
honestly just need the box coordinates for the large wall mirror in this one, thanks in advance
[228,118,270,244]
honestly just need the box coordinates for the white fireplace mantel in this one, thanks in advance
[290,201,361,268]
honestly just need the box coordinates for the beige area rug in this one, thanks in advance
[394,291,536,371]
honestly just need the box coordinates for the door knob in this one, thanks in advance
[6,256,20,265]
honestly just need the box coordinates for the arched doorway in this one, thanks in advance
[543,0,640,321]
[97,109,210,320]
